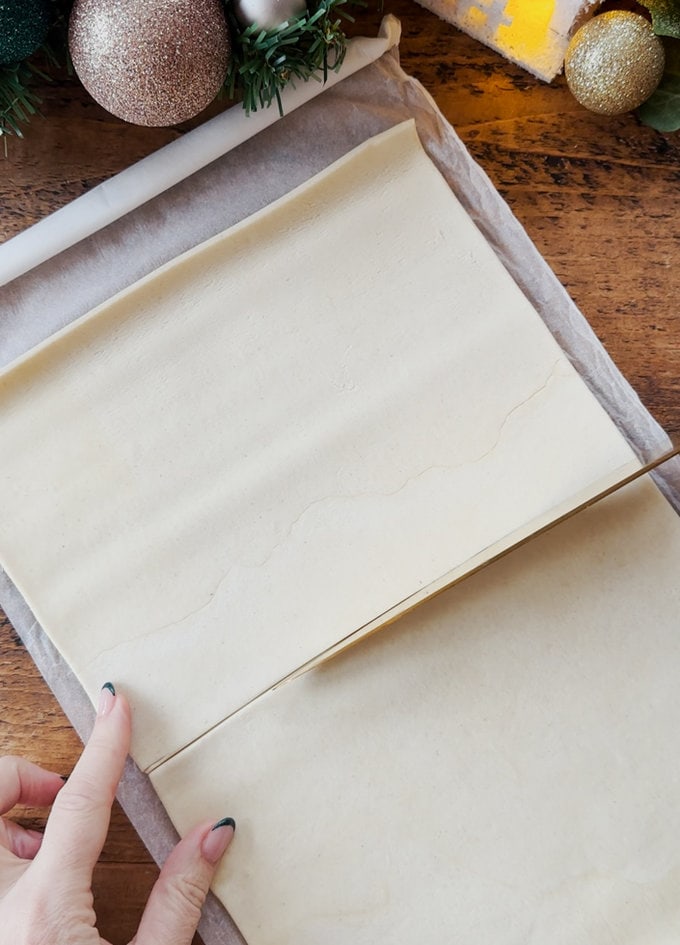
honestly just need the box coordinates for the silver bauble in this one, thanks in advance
[232,0,307,30]
[69,0,231,126]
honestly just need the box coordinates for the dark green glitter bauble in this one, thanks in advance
[0,0,52,65]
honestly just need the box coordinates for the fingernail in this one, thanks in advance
[202,817,236,864]
[98,682,116,717]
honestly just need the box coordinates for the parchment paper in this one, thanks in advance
[1,22,678,945]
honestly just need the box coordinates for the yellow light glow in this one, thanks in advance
[496,0,557,57]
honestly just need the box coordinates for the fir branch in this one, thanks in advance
[225,0,362,115]
[0,61,44,138]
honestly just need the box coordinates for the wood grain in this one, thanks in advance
[0,3,678,942]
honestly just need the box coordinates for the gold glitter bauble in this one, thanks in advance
[565,12,665,116]
[69,0,231,127]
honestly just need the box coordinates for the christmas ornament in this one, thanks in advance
[226,0,352,113]
[233,0,307,30]
[565,11,665,116]
[68,0,231,126]
[1,0,356,138]
[0,0,51,65]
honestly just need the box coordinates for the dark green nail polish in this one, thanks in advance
[212,816,236,832]
[102,681,116,696]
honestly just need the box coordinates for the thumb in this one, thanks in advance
[133,817,235,945]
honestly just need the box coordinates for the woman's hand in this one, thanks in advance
[0,683,234,945]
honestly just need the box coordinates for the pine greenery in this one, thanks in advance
[0,60,46,137]
[226,0,360,115]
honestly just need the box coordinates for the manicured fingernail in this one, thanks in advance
[98,682,116,716]
[202,817,236,864]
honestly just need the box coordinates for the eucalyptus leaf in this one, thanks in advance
[638,72,680,130]
[638,0,680,39]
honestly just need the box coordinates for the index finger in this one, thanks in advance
[38,684,131,876]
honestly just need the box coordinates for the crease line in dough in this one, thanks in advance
[83,357,568,667]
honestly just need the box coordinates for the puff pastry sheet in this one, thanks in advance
[2,118,678,945]
[153,475,680,944]
[0,120,636,775]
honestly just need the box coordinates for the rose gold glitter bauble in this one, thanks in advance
[565,12,665,116]
[69,0,231,126]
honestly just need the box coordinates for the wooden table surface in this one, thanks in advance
[0,2,678,942]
